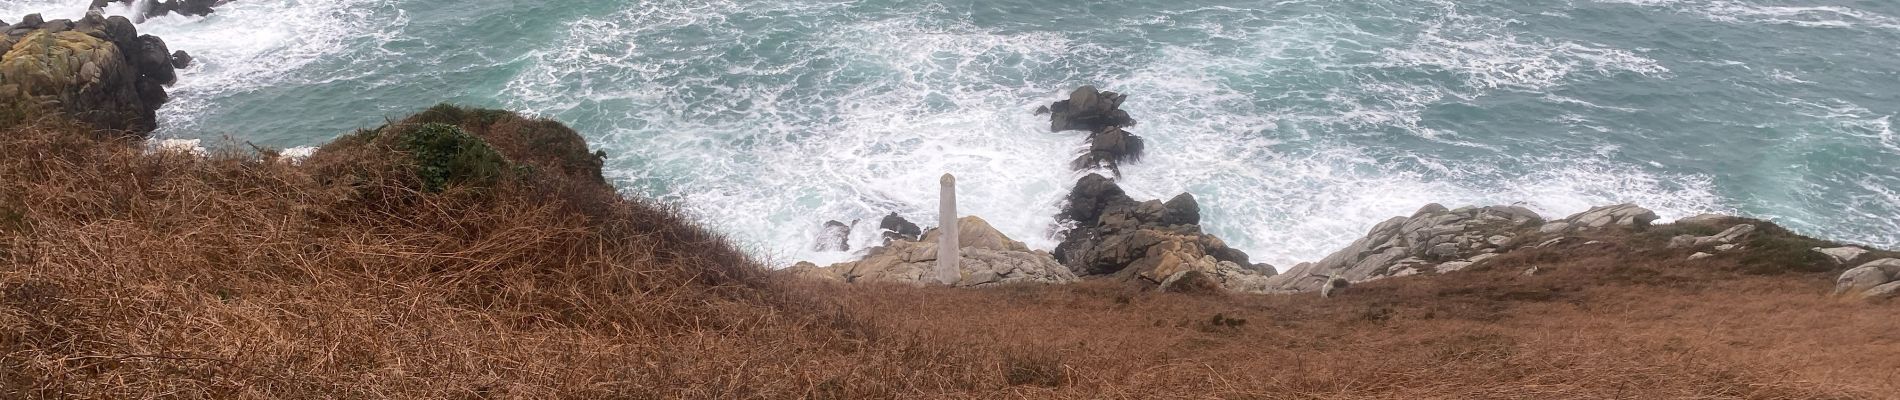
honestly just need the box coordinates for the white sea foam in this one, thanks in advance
[490,0,1741,269]
[1380,4,1668,92]
[1598,0,1900,31]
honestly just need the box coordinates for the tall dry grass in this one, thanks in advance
[2,112,1896,399]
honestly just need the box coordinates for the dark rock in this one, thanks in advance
[813,220,851,252]
[1052,174,1263,291]
[1161,193,1199,226]
[1044,86,1146,174]
[178,0,220,16]
[1070,126,1146,175]
[13,14,44,30]
[133,35,177,85]
[878,213,921,243]
[1058,174,1132,225]
[103,16,139,53]
[74,10,108,34]
[170,50,192,69]
[90,0,116,10]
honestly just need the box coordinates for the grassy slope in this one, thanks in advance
[1,113,1896,399]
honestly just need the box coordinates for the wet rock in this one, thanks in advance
[812,220,851,252]
[1044,86,1145,174]
[1051,174,1267,292]
[132,35,176,84]
[877,212,921,243]
[170,50,192,69]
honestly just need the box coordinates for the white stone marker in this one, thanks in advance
[936,173,961,285]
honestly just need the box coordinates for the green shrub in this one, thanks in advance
[395,123,509,192]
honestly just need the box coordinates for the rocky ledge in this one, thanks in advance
[785,216,1078,287]
[2,11,184,134]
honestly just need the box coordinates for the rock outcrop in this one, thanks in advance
[1051,174,1275,292]
[877,212,921,244]
[2,11,177,134]
[1263,204,1546,292]
[793,216,1078,287]
[1538,203,1659,234]
[1835,258,1900,300]
[1039,86,1145,175]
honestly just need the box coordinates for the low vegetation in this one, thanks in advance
[1,109,1895,398]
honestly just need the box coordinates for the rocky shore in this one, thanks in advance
[2,10,185,134]
[794,86,1900,302]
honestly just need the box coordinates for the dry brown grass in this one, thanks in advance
[2,113,1897,399]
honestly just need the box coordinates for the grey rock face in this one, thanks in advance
[1261,203,1544,292]
[1834,261,1896,296]
[1813,246,1868,265]
[1559,204,1659,231]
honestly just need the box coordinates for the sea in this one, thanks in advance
[5,0,1896,269]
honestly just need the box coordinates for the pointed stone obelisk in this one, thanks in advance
[936,173,961,285]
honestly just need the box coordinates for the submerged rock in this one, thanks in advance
[170,50,192,69]
[812,220,851,252]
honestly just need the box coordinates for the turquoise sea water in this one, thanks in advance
[6,0,1896,268]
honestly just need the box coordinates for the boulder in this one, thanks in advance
[1261,203,1545,292]
[1045,85,1135,133]
[1668,223,1758,248]
[1813,246,1868,265]
[1558,204,1659,231]
[170,50,192,69]
[131,35,176,84]
[877,212,921,243]
[1834,263,1894,296]
[802,216,1077,287]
